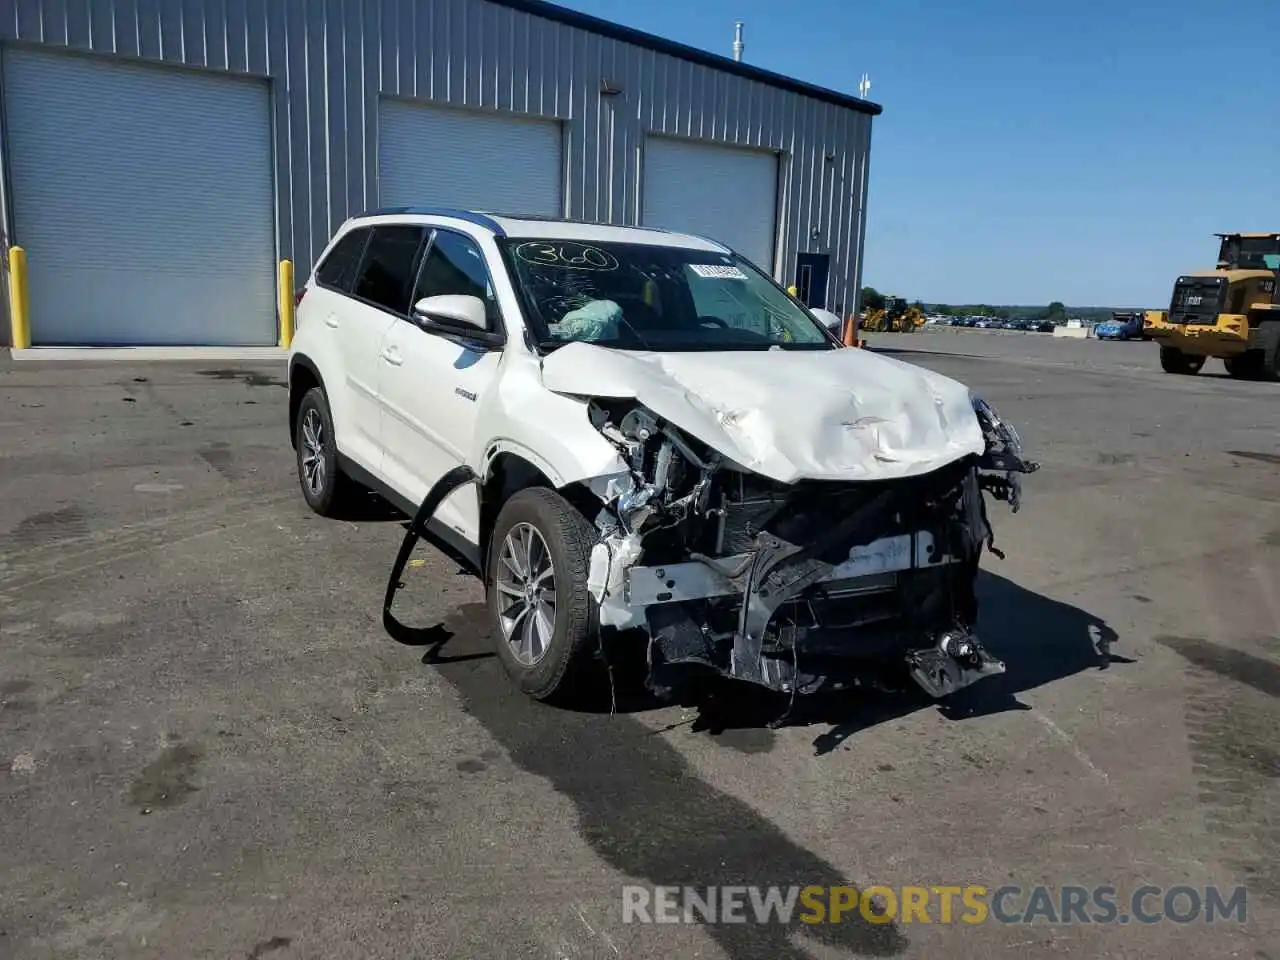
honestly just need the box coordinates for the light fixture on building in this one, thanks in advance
[600,78,623,97]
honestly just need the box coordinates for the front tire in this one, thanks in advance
[1160,346,1204,375]
[294,387,354,516]
[487,488,599,702]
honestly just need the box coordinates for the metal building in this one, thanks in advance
[0,0,879,347]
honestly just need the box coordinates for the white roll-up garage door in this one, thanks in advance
[3,48,276,345]
[379,101,563,216]
[642,138,779,273]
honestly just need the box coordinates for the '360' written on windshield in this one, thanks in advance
[500,239,833,351]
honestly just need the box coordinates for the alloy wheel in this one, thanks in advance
[300,407,327,497]
[495,522,557,666]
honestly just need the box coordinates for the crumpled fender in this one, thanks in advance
[476,353,629,487]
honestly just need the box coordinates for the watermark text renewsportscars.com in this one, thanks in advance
[622,884,1248,926]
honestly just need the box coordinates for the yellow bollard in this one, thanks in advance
[8,246,30,349]
[278,259,295,348]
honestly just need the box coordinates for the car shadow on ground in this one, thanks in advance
[587,571,1129,756]
[403,570,1128,757]
[326,489,408,523]
[690,571,1128,756]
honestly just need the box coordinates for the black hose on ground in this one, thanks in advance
[382,465,479,637]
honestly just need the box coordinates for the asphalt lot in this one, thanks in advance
[2,335,1278,959]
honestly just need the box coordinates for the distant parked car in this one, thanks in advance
[1035,320,1055,333]
[1095,311,1146,341]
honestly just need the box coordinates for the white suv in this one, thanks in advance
[288,208,1037,704]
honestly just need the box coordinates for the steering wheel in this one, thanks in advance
[697,315,730,329]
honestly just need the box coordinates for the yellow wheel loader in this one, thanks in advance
[1145,233,1280,380]
[862,296,926,333]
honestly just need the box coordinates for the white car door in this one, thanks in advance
[303,227,390,471]
[377,228,505,545]
[325,224,426,475]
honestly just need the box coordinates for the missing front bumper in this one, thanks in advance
[625,463,1004,699]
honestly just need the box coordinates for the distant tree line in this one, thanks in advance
[859,288,1136,324]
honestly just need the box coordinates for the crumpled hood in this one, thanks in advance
[540,343,986,483]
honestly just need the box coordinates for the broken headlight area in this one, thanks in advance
[585,399,1033,702]
[973,395,1040,513]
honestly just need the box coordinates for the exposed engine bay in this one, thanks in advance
[582,395,1040,701]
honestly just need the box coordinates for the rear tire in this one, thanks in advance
[487,488,600,703]
[1225,353,1262,380]
[1259,323,1280,382]
[1160,346,1204,375]
[294,387,356,516]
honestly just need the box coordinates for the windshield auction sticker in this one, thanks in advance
[689,264,748,280]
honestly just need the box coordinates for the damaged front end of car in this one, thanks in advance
[582,395,1040,702]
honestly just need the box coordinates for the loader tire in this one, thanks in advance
[1259,323,1280,382]
[1160,346,1204,375]
[1225,352,1262,380]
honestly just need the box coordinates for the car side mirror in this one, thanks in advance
[810,308,844,336]
[413,294,488,332]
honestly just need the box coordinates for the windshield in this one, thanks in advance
[1218,236,1280,271]
[499,238,835,351]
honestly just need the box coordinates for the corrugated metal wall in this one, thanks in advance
[0,0,872,315]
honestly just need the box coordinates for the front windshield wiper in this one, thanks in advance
[536,337,642,352]
[536,338,833,353]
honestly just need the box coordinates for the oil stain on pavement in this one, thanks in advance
[426,610,908,960]
[130,742,203,810]
[1228,450,1280,467]
[1157,635,1280,699]
[245,935,293,959]
[3,505,91,549]
[199,441,239,481]
[197,369,286,389]
[1156,635,1280,898]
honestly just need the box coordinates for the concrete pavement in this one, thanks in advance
[1,342,1277,959]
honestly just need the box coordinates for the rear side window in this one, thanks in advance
[315,228,369,292]
[352,225,427,314]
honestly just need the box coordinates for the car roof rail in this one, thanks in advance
[354,206,507,236]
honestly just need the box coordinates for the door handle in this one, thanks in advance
[324,315,340,328]
[381,346,403,366]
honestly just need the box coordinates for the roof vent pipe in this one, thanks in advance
[732,21,744,62]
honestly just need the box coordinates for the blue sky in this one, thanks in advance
[558,0,1280,307]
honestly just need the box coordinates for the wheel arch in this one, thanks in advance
[288,354,326,448]
[479,448,603,573]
